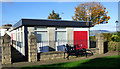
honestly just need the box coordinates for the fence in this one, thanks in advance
[1,33,105,64]
[90,39,96,48]
[37,40,90,53]
[37,40,68,53]
[37,41,49,52]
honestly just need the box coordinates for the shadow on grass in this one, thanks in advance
[75,58,120,69]
[21,56,120,69]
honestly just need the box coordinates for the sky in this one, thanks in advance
[1,0,120,2]
[1,2,119,31]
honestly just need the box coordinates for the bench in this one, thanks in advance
[64,44,93,60]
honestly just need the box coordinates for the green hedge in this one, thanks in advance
[108,41,120,51]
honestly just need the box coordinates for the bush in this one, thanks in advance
[117,32,120,37]
[108,41,119,51]
[111,35,120,42]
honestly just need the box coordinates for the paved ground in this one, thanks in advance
[1,51,119,69]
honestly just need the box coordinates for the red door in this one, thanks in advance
[74,31,88,50]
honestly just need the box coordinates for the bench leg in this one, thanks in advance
[75,52,78,57]
[64,52,65,59]
[66,53,70,60]
[85,52,87,58]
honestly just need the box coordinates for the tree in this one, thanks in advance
[72,2,110,26]
[2,24,12,29]
[48,10,61,19]
[102,33,112,41]
[3,24,12,27]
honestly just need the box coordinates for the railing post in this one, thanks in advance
[1,33,11,64]
[28,32,37,62]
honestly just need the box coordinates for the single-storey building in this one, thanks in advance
[9,19,92,57]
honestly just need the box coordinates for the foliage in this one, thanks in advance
[108,41,120,51]
[72,2,110,26]
[113,32,117,35]
[3,24,12,27]
[48,10,61,19]
[90,36,96,41]
[117,32,120,37]
[111,34,120,42]
[90,33,113,41]
[102,33,112,41]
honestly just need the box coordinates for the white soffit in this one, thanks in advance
[73,28,89,31]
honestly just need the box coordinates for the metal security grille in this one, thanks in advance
[37,40,89,53]
[37,40,67,53]
[37,41,49,52]
[90,39,96,48]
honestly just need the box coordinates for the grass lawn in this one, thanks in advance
[21,55,120,69]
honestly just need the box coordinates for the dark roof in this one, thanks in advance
[13,19,92,28]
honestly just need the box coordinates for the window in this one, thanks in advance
[15,30,18,49]
[55,27,67,51]
[55,27,66,41]
[56,31,66,41]
[34,26,49,52]
[34,27,48,42]
[18,32,20,42]
[21,32,23,43]
[35,32,48,42]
